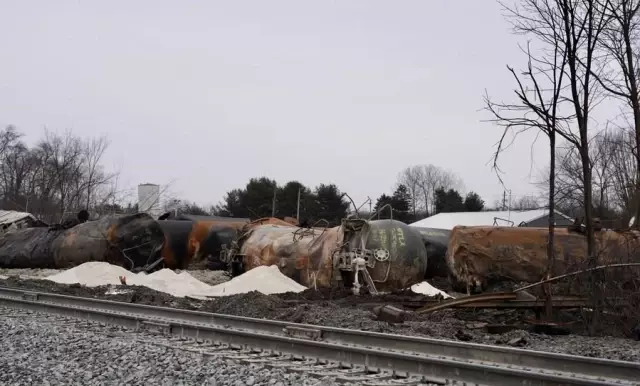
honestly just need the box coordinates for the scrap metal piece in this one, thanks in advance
[416,292,518,314]
[352,257,379,295]
[372,305,407,324]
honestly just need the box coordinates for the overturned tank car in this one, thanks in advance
[157,216,293,270]
[411,226,451,278]
[214,218,428,292]
[446,225,640,292]
[0,213,165,270]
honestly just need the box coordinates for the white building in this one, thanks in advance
[138,183,161,219]
[410,209,573,230]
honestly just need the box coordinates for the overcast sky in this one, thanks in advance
[1,0,559,209]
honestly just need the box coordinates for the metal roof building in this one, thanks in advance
[410,209,573,230]
[0,210,36,225]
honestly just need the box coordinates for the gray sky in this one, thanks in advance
[1,0,552,208]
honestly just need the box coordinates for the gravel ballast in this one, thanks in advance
[0,307,363,386]
[1,274,639,363]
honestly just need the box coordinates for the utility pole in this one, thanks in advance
[502,191,507,210]
[296,187,301,222]
[271,185,277,218]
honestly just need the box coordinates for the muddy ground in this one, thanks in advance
[0,275,638,362]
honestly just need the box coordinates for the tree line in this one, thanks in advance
[177,163,488,226]
[0,127,490,227]
[0,126,119,223]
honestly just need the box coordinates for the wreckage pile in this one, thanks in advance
[0,212,437,295]
[3,210,640,336]
[0,213,164,270]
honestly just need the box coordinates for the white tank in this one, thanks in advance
[138,183,161,219]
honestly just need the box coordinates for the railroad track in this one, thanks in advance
[0,286,637,386]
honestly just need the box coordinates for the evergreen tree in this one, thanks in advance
[434,188,465,213]
[463,191,485,212]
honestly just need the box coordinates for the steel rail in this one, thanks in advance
[0,286,637,386]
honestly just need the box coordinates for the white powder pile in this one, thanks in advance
[410,281,453,298]
[47,262,133,286]
[46,263,215,298]
[141,269,216,297]
[45,262,306,298]
[207,265,307,296]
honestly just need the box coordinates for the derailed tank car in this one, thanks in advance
[156,216,287,270]
[0,213,165,270]
[411,226,451,278]
[226,218,428,291]
[446,225,640,292]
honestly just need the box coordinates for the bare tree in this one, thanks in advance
[397,166,423,217]
[591,0,640,225]
[512,195,544,210]
[608,128,638,217]
[544,128,637,223]
[81,136,113,209]
[39,129,85,218]
[550,132,612,215]
[560,0,611,263]
[409,164,464,214]
[0,127,119,222]
[484,0,613,318]
[0,126,22,160]
[489,0,610,266]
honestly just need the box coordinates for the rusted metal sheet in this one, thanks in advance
[0,213,165,270]
[238,219,429,292]
[446,226,640,291]
[416,292,518,314]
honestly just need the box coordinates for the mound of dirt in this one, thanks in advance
[201,291,288,319]
[277,287,354,301]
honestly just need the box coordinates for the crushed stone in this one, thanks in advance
[1,275,639,362]
[0,307,354,385]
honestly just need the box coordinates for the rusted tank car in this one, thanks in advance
[235,218,428,291]
[446,226,640,291]
[0,213,165,270]
[157,217,289,269]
